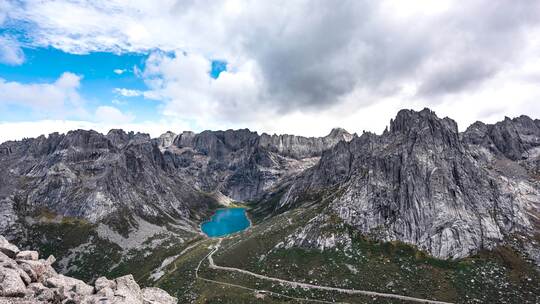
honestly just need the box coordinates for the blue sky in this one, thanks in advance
[0,1,539,143]
[0,47,228,124]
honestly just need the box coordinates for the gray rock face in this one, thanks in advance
[258,128,354,159]
[160,127,353,201]
[462,115,540,161]
[0,236,177,304]
[156,131,177,149]
[0,129,220,235]
[275,108,539,261]
[0,126,351,237]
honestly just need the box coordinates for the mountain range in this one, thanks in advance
[0,108,538,303]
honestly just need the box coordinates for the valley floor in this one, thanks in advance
[147,205,539,303]
[11,202,538,303]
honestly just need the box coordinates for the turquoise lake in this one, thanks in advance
[201,208,250,237]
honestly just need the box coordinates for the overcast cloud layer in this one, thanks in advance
[1,0,540,142]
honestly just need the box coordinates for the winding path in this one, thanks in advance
[202,239,454,304]
[148,239,206,281]
[194,240,344,303]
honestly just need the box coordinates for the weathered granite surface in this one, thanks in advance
[0,236,177,304]
[275,109,540,262]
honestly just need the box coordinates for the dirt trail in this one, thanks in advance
[204,239,454,304]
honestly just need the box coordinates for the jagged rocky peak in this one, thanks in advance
[387,108,461,149]
[461,121,489,143]
[173,130,196,148]
[0,130,110,158]
[167,127,353,161]
[327,127,354,141]
[106,129,131,147]
[180,129,259,159]
[275,108,539,261]
[0,130,115,159]
[106,129,151,148]
[258,128,353,159]
[215,128,260,151]
[0,235,177,303]
[157,131,177,148]
[59,129,113,150]
[390,108,458,135]
[463,114,540,160]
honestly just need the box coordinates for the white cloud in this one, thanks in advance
[0,72,85,117]
[2,0,540,138]
[0,0,13,26]
[142,51,262,127]
[111,99,127,106]
[95,105,134,123]
[0,36,25,65]
[0,74,136,132]
[8,0,239,55]
[113,88,143,97]
[113,69,125,75]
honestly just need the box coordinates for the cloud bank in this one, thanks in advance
[0,72,84,116]
[2,0,540,139]
[0,35,25,65]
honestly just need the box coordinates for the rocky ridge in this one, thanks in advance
[0,127,352,281]
[0,127,352,236]
[270,109,540,262]
[0,235,177,304]
[164,127,354,201]
[1,107,538,283]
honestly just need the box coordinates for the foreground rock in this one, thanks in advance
[0,236,177,304]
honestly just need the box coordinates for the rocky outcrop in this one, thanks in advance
[156,131,177,150]
[462,116,540,161]
[159,127,354,201]
[258,128,354,159]
[0,236,177,304]
[274,109,540,261]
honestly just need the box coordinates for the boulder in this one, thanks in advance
[0,252,11,264]
[17,263,37,283]
[0,236,19,258]
[142,287,178,304]
[0,267,26,297]
[0,236,178,304]
[0,252,17,269]
[15,251,38,261]
[26,282,55,301]
[95,285,114,298]
[45,255,55,265]
[15,267,31,285]
[93,276,116,299]
[94,276,116,292]
[17,260,56,283]
[113,275,143,304]
[45,274,94,296]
